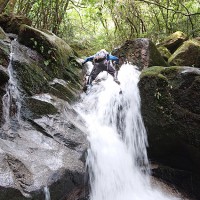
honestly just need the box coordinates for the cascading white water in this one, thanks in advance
[2,41,22,133]
[44,186,51,200]
[76,63,179,200]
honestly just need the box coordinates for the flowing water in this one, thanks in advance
[75,63,179,200]
[2,41,22,135]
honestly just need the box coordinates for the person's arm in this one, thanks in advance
[107,54,119,64]
[82,56,94,64]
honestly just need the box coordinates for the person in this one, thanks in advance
[82,49,120,92]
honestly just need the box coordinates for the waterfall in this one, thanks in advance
[2,41,22,136]
[44,186,51,200]
[75,64,179,200]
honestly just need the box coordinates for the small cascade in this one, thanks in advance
[2,41,22,137]
[75,64,179,200]
[44,186,51,200]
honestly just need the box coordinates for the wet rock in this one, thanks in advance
[0,39,10,68]
[152,164,200,200]
[26,97,58,118]
[159,31,188,53]
[0,13,31,34]
[113,38,168,70]
[139,66,200,199]
[0,65,9,85]
[169,39,200,68]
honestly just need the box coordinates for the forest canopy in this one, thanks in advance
[1,0,200,55]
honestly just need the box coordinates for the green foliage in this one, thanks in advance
[4,0,199,56]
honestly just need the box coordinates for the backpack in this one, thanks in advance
[93,50,108,63]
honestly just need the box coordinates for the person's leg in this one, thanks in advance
[107,61,120,85]
[87,64,102,85]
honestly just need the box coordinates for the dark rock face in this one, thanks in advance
[139,66,200,199]
[0,20,88,199]
[113,38,168,70]
[152,165,200,200]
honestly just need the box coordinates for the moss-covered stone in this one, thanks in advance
[49,81,78,103]
[12,60,50,96]
[139,66,200,176]
[26,97,58,117]
[0,27,9,40]
[159,31,188,53]
[157,46,171,62]
[168,39,200,68]
[0,39,10,67]
[18,25,83,91]
[113,38,168,70]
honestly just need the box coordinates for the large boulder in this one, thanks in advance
[113,38,168,70]
[169,39,200,68]
[139,66,200,198]
[0,13,31,34]
[18,25,83,95]
[159,31,188,53]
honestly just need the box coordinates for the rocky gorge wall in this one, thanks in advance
[0,14,88,200]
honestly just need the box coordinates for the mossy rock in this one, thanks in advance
[113,38,168,70]
[159,31,188,53]
[12,60,50,96]
[0,13,31,34]
[157,46,171,62]
[0,39,10,67]
[26,97,58,118]
[18,25,83,90]
[49,80,78,103]
[0,26,9,41]
[139,66,200,174]
[168,39,200,68]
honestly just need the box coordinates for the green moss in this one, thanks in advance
[157,46,171,61]
[13,60,50,96]
[164,31,187,42]
[140,66,165,78]
[168,39,200,66]
[26,97,58,116]
[0,27,7,40]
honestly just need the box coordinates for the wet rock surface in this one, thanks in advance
[0,22,88,199]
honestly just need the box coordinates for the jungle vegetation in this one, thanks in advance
[1,0,200,55]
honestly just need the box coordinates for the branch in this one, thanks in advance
[136,0,200,16]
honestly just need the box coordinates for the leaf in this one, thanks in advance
[44,60,50,66]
